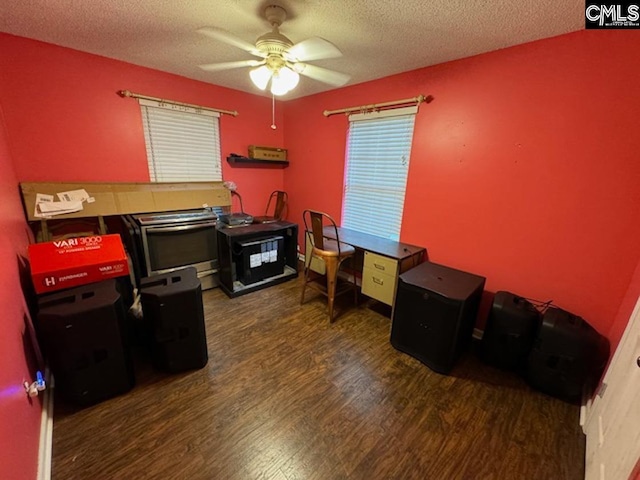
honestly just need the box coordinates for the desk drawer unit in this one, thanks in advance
[362,251,399,305]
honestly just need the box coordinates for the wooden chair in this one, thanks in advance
[253,190,288,224]
[301,210,357,322]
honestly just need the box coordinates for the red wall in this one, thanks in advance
[1,27,640,478]
[0,105,42,480]
[0,33,287,215]
[283,30,640,338]
[2,31,639,338]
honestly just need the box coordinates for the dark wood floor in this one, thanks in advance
[52,275,585,480]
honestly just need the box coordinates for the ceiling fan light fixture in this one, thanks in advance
[263,65,300,96]
[198,5,349,96]
[249,65,272,90]
[270,73,289,96]
[277,66,300,92]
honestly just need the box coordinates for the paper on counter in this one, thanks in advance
[35,199,83,218]
[34,193,54,218]
[57,189,90,203]
[34,188,91,218]
[38,200,83,213]
[36,193,54,204]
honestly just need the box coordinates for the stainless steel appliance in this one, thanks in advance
[125,209,220,290]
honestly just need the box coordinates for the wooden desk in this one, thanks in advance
[305,226,426,307]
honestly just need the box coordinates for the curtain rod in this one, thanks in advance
[323,94,430,117]
[118,90,238,117]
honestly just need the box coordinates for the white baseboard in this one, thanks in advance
[473,328,484,341]
[580,404,587,429]
[37,368,54,480]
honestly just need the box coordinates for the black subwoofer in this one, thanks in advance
[390,261,486,374]
[37,279,135,406]
[526,307,609,403]
[480,291,541,371]
[140,267,208,372]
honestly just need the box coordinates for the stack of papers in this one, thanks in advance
[34,189,95,218]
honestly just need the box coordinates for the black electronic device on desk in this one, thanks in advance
[390,261,486,374]
[217,212,254,227]
[218,190,253,227]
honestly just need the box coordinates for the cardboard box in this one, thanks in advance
[21,181,231,221]
[248,145,288,161]
[29,234,129,294]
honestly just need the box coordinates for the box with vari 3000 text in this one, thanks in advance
[28,234,129,294]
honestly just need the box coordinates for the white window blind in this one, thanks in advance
[342,106,417,241]
[139,99,222,182]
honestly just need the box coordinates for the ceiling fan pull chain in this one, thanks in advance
[271,94,277,130]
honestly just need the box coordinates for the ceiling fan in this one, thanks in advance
[197,5,350,96]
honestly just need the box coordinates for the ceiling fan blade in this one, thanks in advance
[198,59,264,72]
[286,37,343,62]
[294,63,351,87]
[197,27,264,57]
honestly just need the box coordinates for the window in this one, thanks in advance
[139,99,222,182]
[342,106,417,241]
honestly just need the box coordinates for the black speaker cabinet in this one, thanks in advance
[391,261,486,374]
[140,267,208,372]
[37,279,135,406]
[480,291,541,371]
[526,307,610,403]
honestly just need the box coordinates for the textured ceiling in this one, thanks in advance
[0,0,585,100]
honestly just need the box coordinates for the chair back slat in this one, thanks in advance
[273,191,288,220]
[264,190,288,220]
[310,211,325,250]
[302,209,341,255]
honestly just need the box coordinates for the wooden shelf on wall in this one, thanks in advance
[226,155,289,167]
